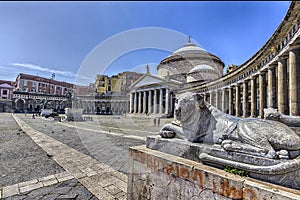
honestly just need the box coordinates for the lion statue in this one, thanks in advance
[160,92,300,159]
[264,107,300,127]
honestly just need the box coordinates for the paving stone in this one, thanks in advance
[114,191,127,200]
[68,185,93,200]
[41,193,60,200]
[55,173,74,182]
[38,175,56,182]
[54,186,73,195]
[56,178,78,188]
[42,179,58,187]
[19,182,43,193]
[56,193,78,199]
[103,184,123,195]
[2,184,19,198]
[24,195,44,200]
[3,195,26,200]
[89,186,115,200]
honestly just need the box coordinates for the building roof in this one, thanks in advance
[161,41,223,63]
[0,80,14,86]
[16,73,74,88]
[173,42,206,54]
[0,83,14,89]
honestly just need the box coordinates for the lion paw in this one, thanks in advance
[160,131,176,138]
[276,150,289,159]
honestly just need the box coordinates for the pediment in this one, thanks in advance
[131,75,165,89]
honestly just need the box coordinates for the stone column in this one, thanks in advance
[289,48,300,116]
[277,57,288,114]
[242,80,249,118]
[170,93,173,114]
[165,88,170,115]
[221,88,226,112]
[143,91,147,113]
[138,91,142,113]
[250,76,257,117]
[267,66,276,108]
[148,90,152,113]
[215,90,220,110]
[129,93,133,113]
[159,88,163,114]
[134,92,137,113]
[154,89,157,113]
[259,72,266,118]
[228,87,233,115]
[235,84,240,117]
[209,91,213,105]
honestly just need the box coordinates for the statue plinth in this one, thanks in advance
[146,135,300,190]
[127,144,300,199]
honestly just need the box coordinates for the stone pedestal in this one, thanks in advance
[65,108,84,121]
[144,135,300,190]
[128,144,300,200]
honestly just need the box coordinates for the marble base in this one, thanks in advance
[146,135,300,190]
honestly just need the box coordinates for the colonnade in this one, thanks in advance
[129,88,173,115]
[203,47,300,117]
[73,100,129,114]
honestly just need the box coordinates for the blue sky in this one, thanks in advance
[0,1,291,85]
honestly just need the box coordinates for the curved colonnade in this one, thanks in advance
[184,2,300,117]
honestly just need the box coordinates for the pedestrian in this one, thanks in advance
[153,118,156,126]
[157,117,160,126]
[32,114,35,119]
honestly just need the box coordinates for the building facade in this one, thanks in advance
[0,80,14,112]
[129,40,224,117]
[95,71,143,95]
[180,1,300,117]
[72,71,142,115]
[13,73,74,113]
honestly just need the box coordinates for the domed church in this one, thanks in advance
[129,37,225,116]
[157,37,224,83]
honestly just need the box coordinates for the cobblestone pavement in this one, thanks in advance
[11,114,128,199]
[17,114,171,174]
[0,113,64,187]
[0,114,99,199]
[1,113,170,199]
[3,178,97,200]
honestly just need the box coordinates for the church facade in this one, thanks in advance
[129,40,224,117]
[129,1,300,118]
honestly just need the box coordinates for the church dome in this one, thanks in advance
[187,64,219,83]
[189,64,214,73]
[173,42,206,54]
[157,38,224,83]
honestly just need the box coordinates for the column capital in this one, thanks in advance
[289,43,300,51]
[267,63,277,69]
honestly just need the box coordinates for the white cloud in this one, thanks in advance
[11,63,76,77]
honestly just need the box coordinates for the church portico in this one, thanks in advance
[130,87,174,116]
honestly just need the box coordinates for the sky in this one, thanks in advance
[0,1,291,85]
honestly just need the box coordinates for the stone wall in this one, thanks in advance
[127,145,300,200]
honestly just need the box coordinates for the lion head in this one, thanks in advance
[174,92,205,122]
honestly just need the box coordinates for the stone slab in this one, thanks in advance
[2,184,19,198]
[146,135,300,190]
[128,145,300,200]
[20,182,43,193]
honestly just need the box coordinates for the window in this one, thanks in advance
[2,90,8,95]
